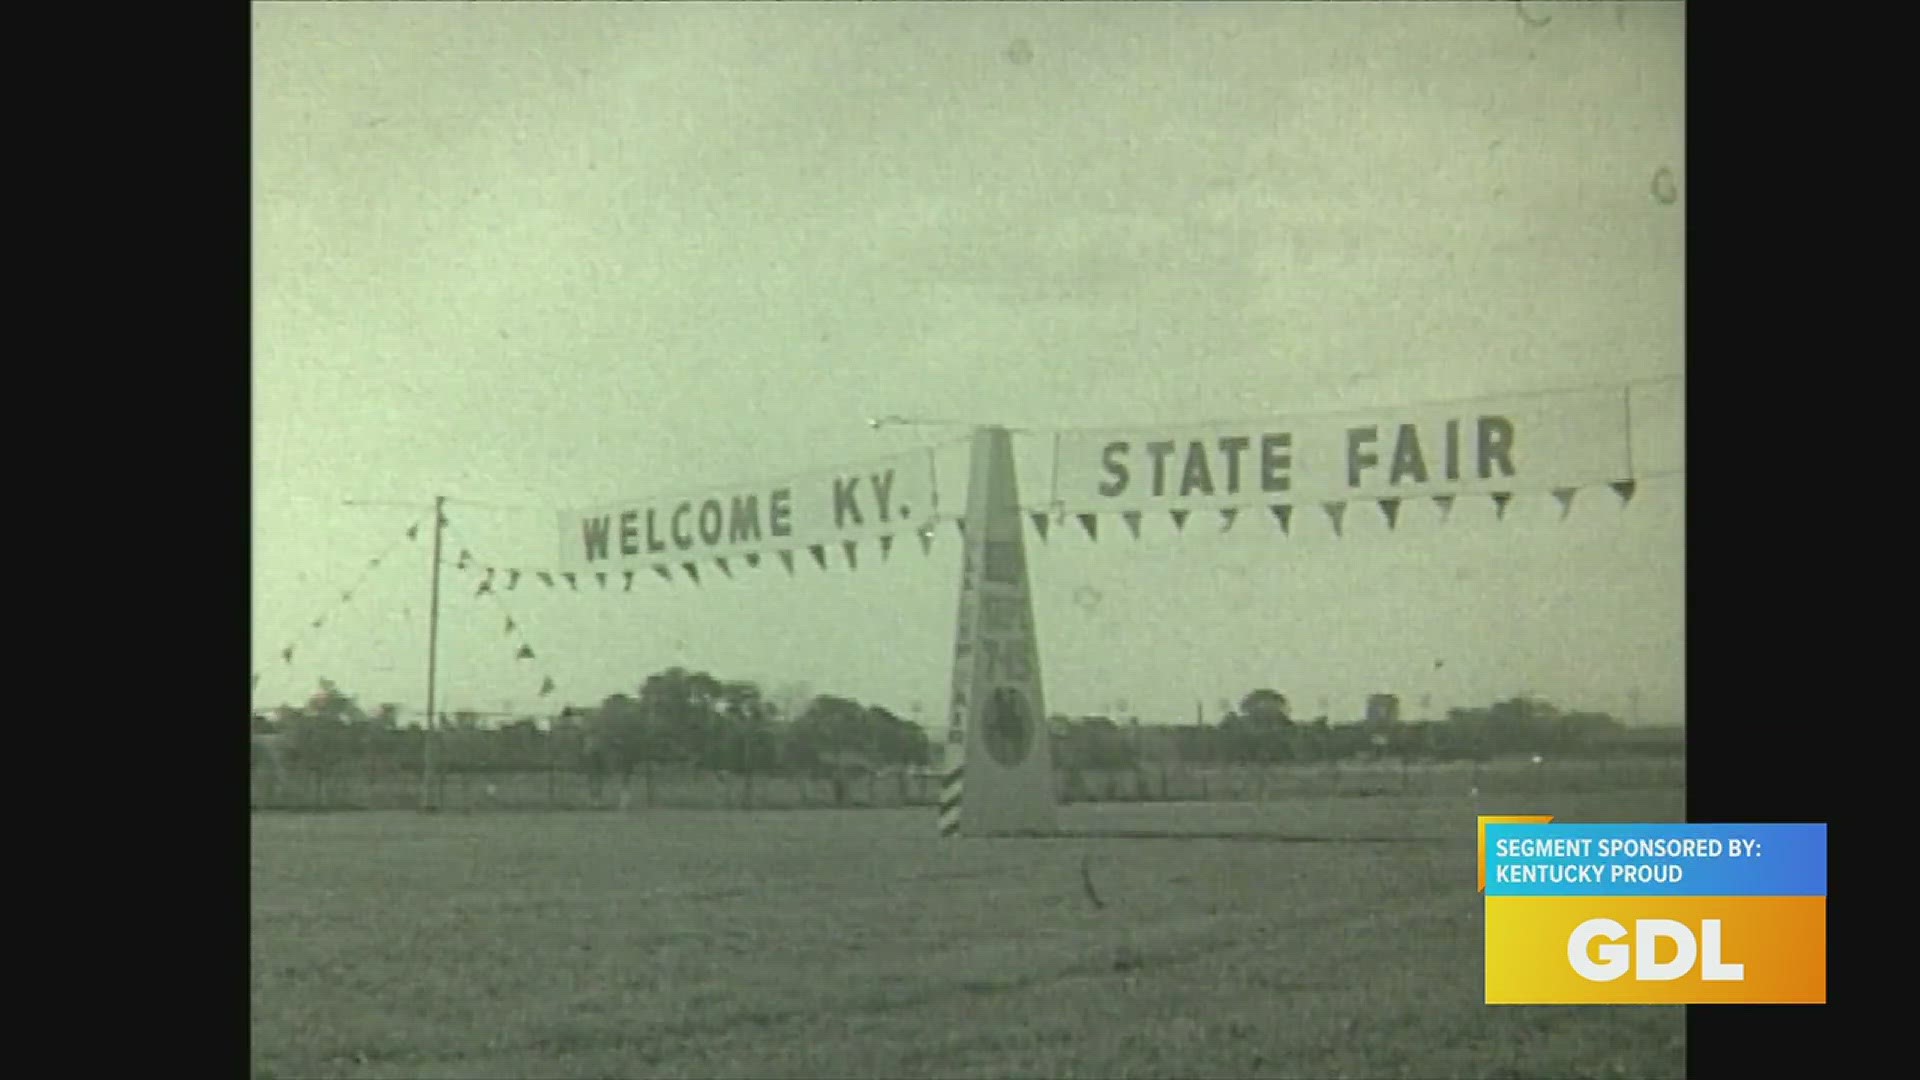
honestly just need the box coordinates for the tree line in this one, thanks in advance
[254,674,1676,799]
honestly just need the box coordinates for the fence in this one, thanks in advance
[250,752,1683,812]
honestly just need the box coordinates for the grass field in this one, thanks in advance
[251,782,1684,1079]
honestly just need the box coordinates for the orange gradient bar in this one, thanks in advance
[1485,896,1826,1004]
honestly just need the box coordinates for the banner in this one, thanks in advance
[1054,387,1633,513]
[1480,817,1827,1005]
[557,450,936,570]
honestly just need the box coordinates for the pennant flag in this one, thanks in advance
[744,552,762,569]
[779,550,797,574]
[281,646,294,663]
[623,570,635,591]
[1610,479,1637,507]
[879,534,895,562]
[596,572,608,590]
[406,524,419,540]
[507,569,522,590]
[843,540,859,569]
[683,562,701,584]
[810,544,828,570]
[1378,497,1402,530]
[1552,486,1578,520]
[1270,504,1292,535]
[715,557,733,578]
[475,578,493,596]
[653,565,673,583]
[1492,492,1513,520]
[537,571,554,588]
[516,644,535,660]
[562,572,578,590]
[1030,511,1051,541]
[1169,508,1190,532]
[1323,501,1347,537]
[918,526,935,555]
[1077,513,1098,541]
[1219,508,1238,533]
[504,617,516,634]
[1122,510,1142,539]
[1433,494,1455,522]
[539,675,556,697]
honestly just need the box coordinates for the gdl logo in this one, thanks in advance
[1568,919,1745,983]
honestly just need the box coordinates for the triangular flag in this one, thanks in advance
[810,544,828,570]
[1031,512,1051,540]
[406,524,419,540]
[1323,501,1347,536]
[653,565,673,583]
[1219,508,1239,533]
[1378,498,1401,530]
[516,644,534,660]
[1552,487,1578,519]
[843,540,859,569]
[1077,513,1098,541]
[715,557,732,578]
[879,534,895,561]
[1169,509,1189,532]
[475,579,493,596]
[1433,495,1455,522]
[281,645,294,663]
[955,518,967,538]
[1122,510,1142,539]
[507,569,521,590]
[623,570,635,591]
[562,572,578,590]
[596,571,608,590]
[1270,504,1292,535]
[537,572,554,588]
[682,562,701,584]
[539,676,556,697]
[504,617,516,634]
[779,550,796,574]
[744,552,762,569]
[1610,479,1637,507]
[1492,492,1513,520]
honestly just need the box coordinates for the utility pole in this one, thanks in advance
[422,494,446,811]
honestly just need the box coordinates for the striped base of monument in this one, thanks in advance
[938,765,963,837]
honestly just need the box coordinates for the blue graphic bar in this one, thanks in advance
[1483,823,1826,897]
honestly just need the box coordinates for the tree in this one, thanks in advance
[788,694,875,805]
[1239,689,1292,726]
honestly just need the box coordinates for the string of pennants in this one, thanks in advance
[252,513,427,693]
[464,515,956,589]
[441,519,561,702]
[420,473,1668,593]
[1022,477,1653,544]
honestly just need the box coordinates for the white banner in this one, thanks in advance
[558,450,937,569]
[1054,387,1634,512]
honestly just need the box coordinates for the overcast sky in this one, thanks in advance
[252,1,1684,728]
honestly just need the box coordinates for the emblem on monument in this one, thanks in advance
[982,685,1034,768]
